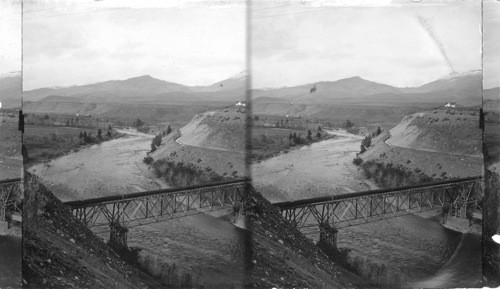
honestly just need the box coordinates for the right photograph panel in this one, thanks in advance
[248,0,483,288]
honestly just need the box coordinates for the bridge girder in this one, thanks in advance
[0,178,23,222]
[69,180,247,231]
[277,178,483,234]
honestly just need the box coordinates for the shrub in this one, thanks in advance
[353,157,364,166]
[151,159,227,187]
[361,160,436,188]
[362,136,372,148]
[143,156,154,165]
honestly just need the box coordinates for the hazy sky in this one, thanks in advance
[251,0,482,89]
[24,0,246,90]
[484,0,500,90]
[0,0,21,75]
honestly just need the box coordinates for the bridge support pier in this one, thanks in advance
[109,222,129,250]
[318,222,338,252]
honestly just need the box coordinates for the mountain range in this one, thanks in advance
[0,70,493,107]
[252,71,483,105]
[0,72,21,108]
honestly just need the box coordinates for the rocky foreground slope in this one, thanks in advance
[243,188,368,288]
[22,173,164,289]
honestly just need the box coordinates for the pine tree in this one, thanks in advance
[306,130,313,141]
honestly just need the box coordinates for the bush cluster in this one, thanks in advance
[151,159,227,187]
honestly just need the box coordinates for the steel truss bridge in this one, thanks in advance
[65,179,248,234]
[0,178,23,223]
[275,176,483,235]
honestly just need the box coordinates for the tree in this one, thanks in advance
[316,131,322,139]
[135,118,144,127]
[360,144,366,153]
[79,131,84,139]
[376,126,382,136]
[83,131,87,139]
[97,128,103,140]
[166,125,172,135]
[150,134,162,152]
[362,136,372,148]
[318,126,322,132]
[108,124,113,131]
[306,130,313,141]
[107,130,112,138]
[276,121,280,128]
[345,120,354,128]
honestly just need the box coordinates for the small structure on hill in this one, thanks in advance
[236,101,246,107]
[445,101,456,108]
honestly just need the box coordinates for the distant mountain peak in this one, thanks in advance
[0,71,21,79]
[442,70,481,80]
[230,70,248,80]
[126,75,156,81]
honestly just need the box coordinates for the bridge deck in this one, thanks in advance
[275,176,482,209]
[274,176,483,233]
[65,178,249,229]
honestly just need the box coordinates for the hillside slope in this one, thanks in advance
[150,107,246,179]
[360,108,483,181]
[23,173,164,288]
[387,109,482,156]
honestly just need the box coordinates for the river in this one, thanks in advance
[251,129,481,288]
[29,129,247,288]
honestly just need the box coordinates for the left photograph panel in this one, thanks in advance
[0,0,23,288]
[22,0,248,288]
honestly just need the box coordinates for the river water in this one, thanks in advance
[0,235,22,288]
[251,130,481,288]
[29,129,247,287]
[29,129,161,201]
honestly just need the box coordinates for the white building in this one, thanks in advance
[445,101,456,108]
